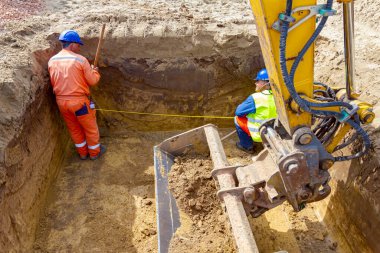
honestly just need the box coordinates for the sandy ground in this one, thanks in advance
[32,130,339,253]
[0,0,42,27]
[0,0,258,159]
[316,1,380,105]
[33,131,172,252]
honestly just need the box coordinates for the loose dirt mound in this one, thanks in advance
[168,154,235,253]
[168,138,340,253]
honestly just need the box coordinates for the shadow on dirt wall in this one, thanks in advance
[322,128,380,253]
[91,64,256,132]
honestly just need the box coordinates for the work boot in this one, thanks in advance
[90,145,107,160]
[236,142,254,154]
[80,154,88,160]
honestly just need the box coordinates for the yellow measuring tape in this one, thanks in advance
[95,108,234,119]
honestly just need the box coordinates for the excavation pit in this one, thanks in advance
[0,28,379,253]
[1,33,264,253]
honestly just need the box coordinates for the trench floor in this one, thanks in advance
[33,131,170,253]
[33,130,339,253]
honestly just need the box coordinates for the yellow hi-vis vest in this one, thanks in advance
[247,90,277,142]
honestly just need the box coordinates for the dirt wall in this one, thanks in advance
[314,125,380,252]
[0,47,69,252]
[80,35,264,132]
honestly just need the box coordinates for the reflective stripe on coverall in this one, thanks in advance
[246,90,277,142]
[48,49,101,157]
[56,98,100,157]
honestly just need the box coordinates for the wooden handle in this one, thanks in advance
[93,24,106,67]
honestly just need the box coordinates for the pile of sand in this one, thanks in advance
[168,154,236,253]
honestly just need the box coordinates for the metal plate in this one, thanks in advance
[154,147,180,253]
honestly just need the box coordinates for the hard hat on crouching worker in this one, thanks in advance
[254,68,270,92]
[255,68,269,81]
[248,68,276,142]
[59,30,84,45]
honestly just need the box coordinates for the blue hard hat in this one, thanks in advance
[255,68,269,81]
[59,30,84,45]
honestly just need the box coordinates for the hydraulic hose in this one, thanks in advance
[280,0,345,116]
[334,119,371,161]
[321,121,340,144]
[314,96,334,102]
[314,82,335,97]
[281,0,353,111]
[279,0,312,114]
[314,89,330,97]
[333,133,358,152]
[279,0,371,160]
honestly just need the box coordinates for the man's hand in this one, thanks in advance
[91,65,99,72]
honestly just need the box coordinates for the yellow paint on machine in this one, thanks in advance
[249,0,316,135]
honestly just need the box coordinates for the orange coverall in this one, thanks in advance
[48,49,101,157]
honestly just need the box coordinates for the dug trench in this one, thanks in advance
[0,33,378,252]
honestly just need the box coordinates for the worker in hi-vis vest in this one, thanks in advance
[234,68,277,153]
[48,30,106,160]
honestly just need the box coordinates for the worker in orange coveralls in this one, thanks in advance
[48,30,106,160]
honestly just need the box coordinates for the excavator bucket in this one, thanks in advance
[153,125,212,253]
[154,124,260,253]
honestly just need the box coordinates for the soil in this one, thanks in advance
[33,131,170,253]
[168,154,235,253]
[314,3,380,251]
[0,0,42,28]
[167,138,339,253]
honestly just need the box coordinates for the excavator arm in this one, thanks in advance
[243,0,374,213]
[154,0,375,252]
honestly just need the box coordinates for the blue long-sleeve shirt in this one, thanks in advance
[235,95,256,116]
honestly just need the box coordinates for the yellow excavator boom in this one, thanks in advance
[250,0,316,134]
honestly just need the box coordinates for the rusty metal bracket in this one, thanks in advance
[211,165,240,180]
[204,125,260,253]
[216,181,267,201]
[272,4,334,32]
[217,186,247,200]
[278,152,311,211]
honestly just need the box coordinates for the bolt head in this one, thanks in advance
[299,133,313,145]
[298,188,312,201]
[364,113,374,124]
[286,163,299,174]
[243,188,258,204]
